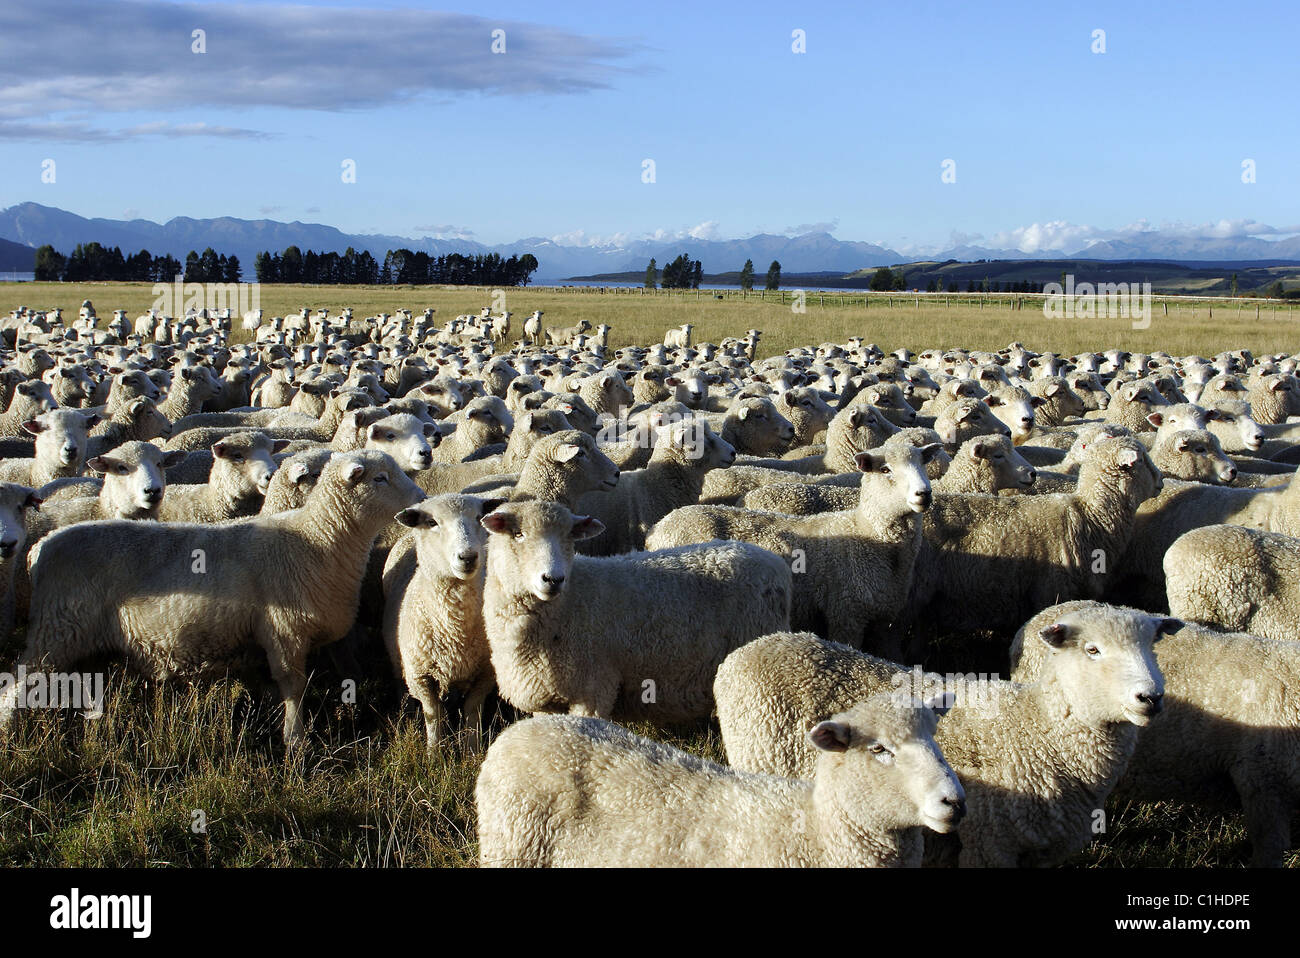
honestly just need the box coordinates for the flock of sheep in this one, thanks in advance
[0,298,1298,868]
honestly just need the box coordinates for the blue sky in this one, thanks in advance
[0,0,1295,252]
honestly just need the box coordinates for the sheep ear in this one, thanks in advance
[969,440,988,460]
[1044,382,1062,397]
[21,419,44,436]
[953,405,974,422]
[736,405,750,421]
[554,443,582,463]
[1039,622,1073,648]
[162,451,188,468]
[342,461,366,484]
[481,512,516,535]
[22,491,42,510]
[1154,617,1183,638]
[1146,412,1164,428]
[394,507,423,528]
[1029,397,1046,408]
[422,422,440,437]
[984,395,1003,408]
[1205,409,1232,422]
[271,439,290,454]
[922,691,958,717]
[854,451,885,473]
[571,515,605,540]
[87,456,114,474]
[479,497,507,517]
[211,442,229,459]
[807,720,851,753]
[919,443,944,463]
[1116,448,1141,470]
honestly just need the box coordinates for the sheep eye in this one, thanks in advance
[1085,644,1101,657]
[513,531,524,540]
[880,466,891,474]
[117,465,128,475]
[387,433,396,441]
[374,474,388,484]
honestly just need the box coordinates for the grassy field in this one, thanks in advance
[6,280,1299,359]
[0,280,1296,868]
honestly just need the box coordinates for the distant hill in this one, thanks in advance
[3,202,1299,284]
[0,237,35,272]
[577,259,1300,296]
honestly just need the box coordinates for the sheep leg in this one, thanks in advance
[1233,773,1289,867]
[409,674,445,752]
[262,638,309,747]
[461,674,496,751]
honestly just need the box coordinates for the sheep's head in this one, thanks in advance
[963,435,1037,490]
[395,493,505,579]
[528,430,620,495]
[212,433,287,497]
[807,693,965,835]
[481,499,604,601]
[88,441,185,517]
[365,413,437,473]
[23,409,100,468]
[326,449,424,524]
[654,419,736,469]
[854,443,940,514]
[727,397,795,456]
[1035,606,1172,727]
[0,482,40,559]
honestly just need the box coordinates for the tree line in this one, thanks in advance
[644,256,783,290]
[254,247,539,286]
[34,243,193,283]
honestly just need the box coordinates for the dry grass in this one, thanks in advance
[0,280,1296,867]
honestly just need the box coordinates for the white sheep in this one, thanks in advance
[647,442,940,657]
[475,693,964,867]
[382,494,504,749]
[5,451,425,746]
[481,498,791,722]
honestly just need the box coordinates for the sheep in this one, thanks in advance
[662,323,694,349]
[1011,600,1300,867]
[475,694,964,867]
[157,432,286,523]
[715,606,1169,868]
[459,429,621,509]
[381,494,503,749]
[0,410,99,488]
[743,402,892,473]
[1103,380,1167,432]
[1025,376,1086,427]
[157,365,221,420]
[909,435,1162,638]
[776,387,836,446]
[432,397,512,463]
[4,451,425,746]
[0,380,57,438]
[0,483,41,636]
[86,397,171,458]
[932,396,1011,449]
[481,498,791,723]
[1116,470,1300,609]
[740,434,1034,514]
[260,448,333,514]
[647,443,941,657]
[720,396,797,457]
[545,319,592,347]
[362,412,438,473]
[1163,524,1300,641]
[574,419,735,555]
[574,370,633,417]
[522,310,543,345]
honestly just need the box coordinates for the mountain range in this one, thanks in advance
[2,203,1298,280]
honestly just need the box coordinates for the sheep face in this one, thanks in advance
[1037,609,1171,727]
[212,434,286,496]
[808,694,965,835]
[396,493,504,579]
[1154,429,1237,485]
[728,397,796,455]
[855,443,938,514]
[326,450,424,524]
[967,435,1037,490]
[0,482,39,558]
[537,431,620,493]
[984,387,1039,442]
[481,500,604,601]
[366,413,436,472]
[23,409,100,468]
[89,441,184,516]
[935,398,1010,447]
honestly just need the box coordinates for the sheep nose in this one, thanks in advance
[1136,691,1163,714]
[143,487,162,502]
[1223,466,1237,482]
[541,572,565,587]
[942,796,966,822]
[457,550,479,568]
[0,540,16,557]
[1027,468,1038,482]
[915,490,932,508]
[1020,416,1033,426]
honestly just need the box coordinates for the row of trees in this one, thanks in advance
[34,243,190,283]
[254,247,539,286]
[643,256,783,290]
